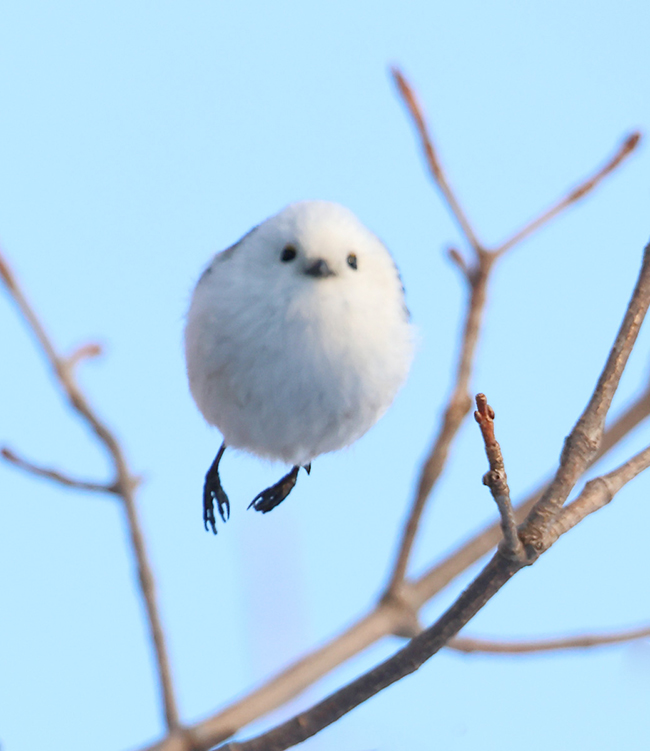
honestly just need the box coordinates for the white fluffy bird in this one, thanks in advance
[185,200,413,533]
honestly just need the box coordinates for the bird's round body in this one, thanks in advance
[185,201,413,467]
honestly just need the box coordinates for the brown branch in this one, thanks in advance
[411,374,650,603]
[0,250,180,732]
[447,246,470,278]
[219,554,520,751]
[140,385,650,751]
[391,67,484,253]
[218,384,650,751]
[495,133,642,256]
[450,624,650,654]
[474,394,525,561]
[544,443,650,546]
[384,70,641,600]
[521,242,650,551]
[1,447,116,494]
[65,342,103,369]
[383,254,493,597]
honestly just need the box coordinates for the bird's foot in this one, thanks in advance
[203,477,230,533]
[203,443,230,534]
[248,464,309,513]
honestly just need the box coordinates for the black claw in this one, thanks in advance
[248,465,301,513]
[203,443,229,534]
[216,484,230,522]
[303,463,312,475]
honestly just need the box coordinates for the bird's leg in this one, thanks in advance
[248,464,311,514]
[203,442,230,534]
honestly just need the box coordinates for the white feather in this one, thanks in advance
[185,200,413,466]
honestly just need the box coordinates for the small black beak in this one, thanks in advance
[304,259,335,278]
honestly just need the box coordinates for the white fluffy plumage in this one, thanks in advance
[185,200,413,467]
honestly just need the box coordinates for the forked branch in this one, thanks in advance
[219,245,650,750]
[521,242,650,550]
[0,251,180,733]
[384,68,641,598]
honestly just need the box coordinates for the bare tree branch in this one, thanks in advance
[391,67,485,253]
[383,253,492,597]
[474,394,525,561]
[0,250,180,733]
[521,242,650,551]
[144,244,650,751]
[219,328,650,751]
[1,446,115,494]
[383,69,641,600]
[450,624,650,654]
[495,133,641,256]
[219,554,519,751]
[544,443,650,546]
[65,342,103,370]
[5,68,644,751]
[412,376,650,605]
[142,385,650,751]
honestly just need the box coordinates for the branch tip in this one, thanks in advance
[623,131,642,153]
[0,252,17,291]
[66,342,103,369]
[447,247,470,277]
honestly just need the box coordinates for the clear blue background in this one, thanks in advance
[1,2,650,750]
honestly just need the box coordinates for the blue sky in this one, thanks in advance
[1,2,650,750]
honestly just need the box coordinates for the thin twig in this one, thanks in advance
[474,394,525,561]
[450,624,650,654]
[0,250,180,732]
[1,447,115,494]
[391,67,484,253]
[447,246,470,277]
[545,443,650,547]
[495,133,642,256]
[411,376,650,602]
[383,256,492,597]
[66,342,103,369]
[219,554,520,751]
[521,243,650,551]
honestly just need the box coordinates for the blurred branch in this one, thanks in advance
[1,447,115,494]
[383,68,641,600]
[495,133,641,256]
[391,67,484,253]
[66,341,103,369]
[450,624,650,654]
[0,251,180,733]
[382,246,493,597]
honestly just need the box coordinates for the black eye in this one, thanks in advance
[280,245,297,262]
[347,253,358,270]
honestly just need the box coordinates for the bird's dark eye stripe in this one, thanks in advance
[347,253,358,270]
[281,245,297,262]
